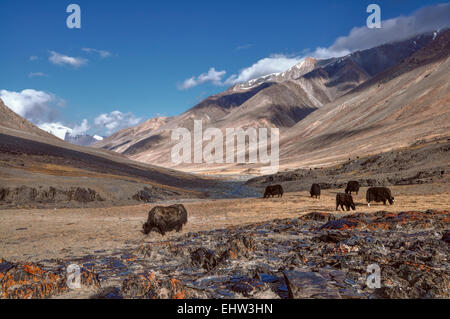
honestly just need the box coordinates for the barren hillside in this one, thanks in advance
[91,32,445,175]
[0,99,233,208]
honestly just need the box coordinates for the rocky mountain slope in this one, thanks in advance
[278,29,450,170]
[0,98,229,208]
[0,99,58,141]
[92,31,448,175]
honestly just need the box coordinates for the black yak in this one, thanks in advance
[142,204,188,235]
[366,187,394,207]
[345,181,360,195]
[263,185,284,198]
[310,184,321,199]
[336,193,356,211]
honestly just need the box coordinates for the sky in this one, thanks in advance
[0,0,449,138]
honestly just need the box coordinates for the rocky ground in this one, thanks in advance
[1,204,448,299]
[247,138,450,193]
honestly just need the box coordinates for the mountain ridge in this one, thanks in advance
[92,30,449,175]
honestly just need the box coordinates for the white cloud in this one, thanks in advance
[71,119,90,136]
[28,72,47,78]
[29,56,38,61]
[37,119,91,139]
[178,56,302,89]
[82,47,112,58]
[224,54,302,85]
[310,3,450,59]
[178,4,450,88]
[0,89,140,138]
[0,89,59,124]
[94,111,142,134]
[49,51,87,68]
[178,68,227,90]
[38,122,72,140]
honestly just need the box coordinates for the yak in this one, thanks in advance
[366,187,394,207]
[263,185,284,198]
[142,204,188,235]
[310,184,321,199]
[336,193,356,211]
[345,181,360,195]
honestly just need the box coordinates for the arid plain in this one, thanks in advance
[2,183,448,263]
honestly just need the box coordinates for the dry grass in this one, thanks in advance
[17,163,200,195]
[0,184,448,263]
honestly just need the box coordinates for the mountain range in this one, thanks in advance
[4,30,448,177]
[92,30,449,175]
[0,98,220,206]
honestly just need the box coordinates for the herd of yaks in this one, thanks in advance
[263,181,395,211]
[142,181,396,236]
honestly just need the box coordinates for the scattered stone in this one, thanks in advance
[120,273,188,299]
[283,270,341,299]
[319,218,360,231]
[441,231,449,243]
[2,209,449,299]
[314,232,350,243]
[227,276,265,297]
[220,235,255,260]
[190,248,219,271]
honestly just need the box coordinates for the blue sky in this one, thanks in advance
[0,0,449,137]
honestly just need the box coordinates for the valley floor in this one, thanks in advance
[1,183,448,263]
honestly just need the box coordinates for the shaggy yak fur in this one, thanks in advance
[336,193,356,211]
[142,204,188,235]
[345,181,360,195]
[310,184,321,199]
[366,187,395,206]
[263,185,284,198]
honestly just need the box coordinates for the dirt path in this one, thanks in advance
[1,184,449,262]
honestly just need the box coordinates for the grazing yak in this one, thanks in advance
[263,185,284,198]
[310,184,321,199]
[336,193,356,211]
[142,204,188,235]
[345,181,360,195]
[366,187,394,207]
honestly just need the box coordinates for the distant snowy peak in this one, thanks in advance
[64,132,105,146]
[228,30,445,93]
[37,122,105,146]
[230,57,318,91]
[38,123,72,140]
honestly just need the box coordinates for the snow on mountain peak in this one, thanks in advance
[38,123,72,140]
